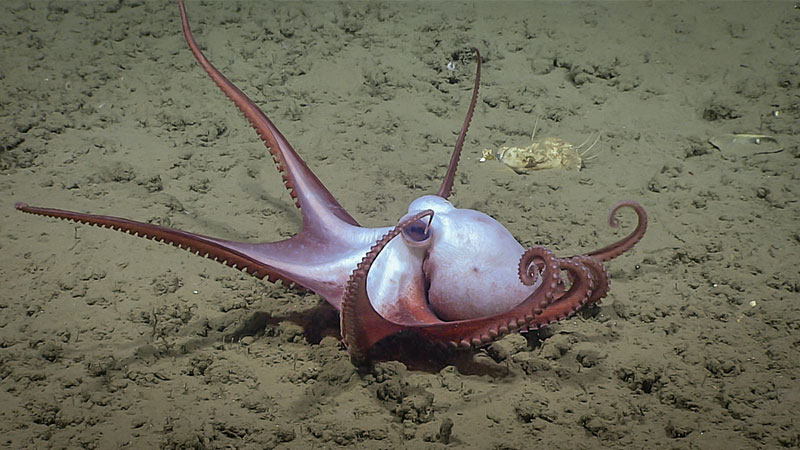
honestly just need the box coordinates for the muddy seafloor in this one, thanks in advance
[1,1,799,448]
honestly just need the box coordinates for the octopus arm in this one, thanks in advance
[585,201,648,262]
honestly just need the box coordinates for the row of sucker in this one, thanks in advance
[178,0,301,209]
[437,47,482,199]
[552,258,596,322]
[448,247,561,349]
[14,202,299,291]
[587,201,648,262]
[340,210,435,359]
[576,256,610,305]
[451,251,602,350]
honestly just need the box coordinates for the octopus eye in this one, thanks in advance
[402,219,431,246]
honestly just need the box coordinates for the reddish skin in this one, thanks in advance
[15,0,647,362]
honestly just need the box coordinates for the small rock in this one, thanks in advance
[666,416,695,438]
[278,321,303,342]
[575,345,605,368]
[438,417,453,444]
[487,333,528,361]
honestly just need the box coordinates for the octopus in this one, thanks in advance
[13,0,648,362]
